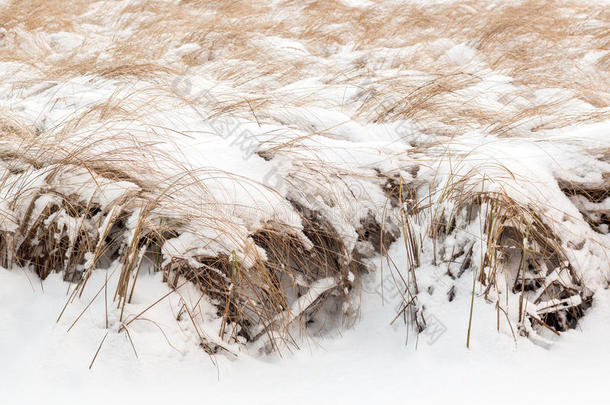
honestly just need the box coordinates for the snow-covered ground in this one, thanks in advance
[1,0,609,403]
[2,241,609,404]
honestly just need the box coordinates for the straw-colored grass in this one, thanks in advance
[0,0,608,355]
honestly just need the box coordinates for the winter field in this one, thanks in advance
[0,0,609,403]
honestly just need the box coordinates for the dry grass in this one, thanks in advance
[1,0,608,134]
[0,103,386,353]
[0,0,608,355]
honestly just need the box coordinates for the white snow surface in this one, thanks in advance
[1,243,609,404]
[0,0,609,403]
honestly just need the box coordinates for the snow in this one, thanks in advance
[1,244,609,404]
[446,43,476,66]
[0,0,609,402]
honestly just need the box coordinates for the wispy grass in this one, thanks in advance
[0,0,608,358]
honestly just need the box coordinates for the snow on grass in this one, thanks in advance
[0,0,609,402]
